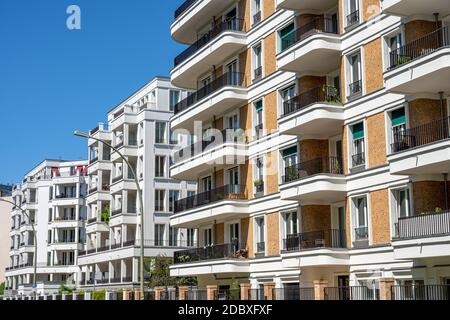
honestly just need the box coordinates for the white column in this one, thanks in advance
[121,259,126,282]
[132,257,139,283]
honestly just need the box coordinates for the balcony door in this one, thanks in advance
[353,197,368,242]
[223,7,237,29]
[227,167,240,192]
[229,223,240,248]
[225,60,238,85]
[201,176,212,192]
[203,228,213,246]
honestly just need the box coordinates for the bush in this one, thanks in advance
[0,282,5,296]
[93,289,106,300]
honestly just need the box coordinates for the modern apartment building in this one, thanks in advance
[168,0,450,299]
[4,160,88,297]
[0,196,13,284]
[77,76,198,290]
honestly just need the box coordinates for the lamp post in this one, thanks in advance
[73,130,145,299]
[0,198,38,300]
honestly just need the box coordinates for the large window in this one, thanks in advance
[155,224,165,246]
[254,100,264,139]
[169,227,179,246]
[390,107,406,152]
[253,43,262,82]
[255,217,265,253]
[169,90,180,112]
[203,228,213,246]
[282,146,298,181]
[347,51,362,98]
[346,0,360,29]
[353,196,368,241]
[155,190,165,212]
[155,122,167,144]
[155,155,166,178]
[351,122,365,167]
[168,190,180,212]
[279,23,295,51]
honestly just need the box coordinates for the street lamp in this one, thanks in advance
[0,198,38,300]
[73,130,145,299]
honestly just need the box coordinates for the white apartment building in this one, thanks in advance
[4,159,88,298]
[77,76,197,290]
[0,195,13,284]
[168,0,450,300]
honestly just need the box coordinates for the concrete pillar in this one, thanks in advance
[121,259,126,282]
[263,283,275,300]
[134,288,142,300]
[123,289,131,300]
[178,286,189,300]
[314,280,329,300]
[85,291,92,300]
[240,283,251,300]
[132,257,139,283]
[122,190,128,216]
[207,285,218,300]
[108,261,113,283]
[379,278,395,300]
[154,287,164,300]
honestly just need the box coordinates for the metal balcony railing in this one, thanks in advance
[351,152,365,167]
[174,184,247,213]
[174,0,197,19]
[174,242,248,264]
[174,71,246,114]
[389,26,450,69]
[346,10,359,29]
[281,16,339,51]
[253,66,262,82]
[283,156,343,184]
[395,210,450,239]
[282,86,341,117]
[186,289,208,300]
[174,18,244,67]
[111,174,123,184]
[215,289,241,301]
[392,285,450,300]
[272,287,315,300]
[391,117,450,153]
[283,229,346,252]
[325,286,379,300]
[354,226,369,241]
[348,79,362,98]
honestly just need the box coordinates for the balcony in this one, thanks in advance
[281,229,348,268]
[278,86,344,138]
[171,185,248,228]
[280,157,346,204]
[277,17,341,74]
[393,210,450,260]
[277,0,338,11]
[52,195,84,206]
[382,0,450,17]
[171,19,246,89]
[171,72,247,132]
[392,285,450,301]
[171,0,241,44]
[388,117,450,175]
[385,26,450,94]
[170,129,247,181]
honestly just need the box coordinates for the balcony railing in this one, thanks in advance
[272,287,315,301]
[392,285,450,300]
[283,229,346,252]
[186,289,208,300]
[174,184,247,213]
[325,286,379,300]
[174,71,246,115]
[174,18,244,67]
[395,210,450,239]
[389,26,449,69]
[111,174,123,184]
[174,128,245,164]
[348,79,362,98]
[111,208,122,216]
[346,10,359,29]
[174,242,247,264]
[253,11,261,26]
[351,152,365,167]
[283,156,343,184]
[174,0,197,19]
[354,226,369,241]
[281,16,339,51]
[282,86,341,117]
[391,117,450,153]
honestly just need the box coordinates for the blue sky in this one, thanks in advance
[0,0,184,183]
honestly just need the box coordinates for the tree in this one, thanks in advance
[0,282,5,296]
[144,255,198,288]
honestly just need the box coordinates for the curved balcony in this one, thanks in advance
[382,0,450,17]
[278,86,344,139]
[171,185,249,228]
[385,26,450,94]
[277,17,341,74]
[171,19,247,89]
[277,0,338,12]
[170,129,247,180]
[171,0,241,44]
[280,157,346,204]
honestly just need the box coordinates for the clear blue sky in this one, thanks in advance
[0,0,184,183]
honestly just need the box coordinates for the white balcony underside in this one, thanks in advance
[277,34,341,74]
[393,235,450,260]
[280,175,346,205]
[109,213,138,226]
[170,200,249,228]
[388,139,450,175]
[171,87,248,132]
[281,249,349,268]
[277,0,338,12]
[385,48,450,94]
[86,191,110,204]
[382,0,450,17]
[170,259,250,277]
[279,104,344,138]
[86,221,109,233]
[88,161,111,175]
[171,32,247,89]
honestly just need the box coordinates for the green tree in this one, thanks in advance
[0,282,5,296]
[144,255,198,288]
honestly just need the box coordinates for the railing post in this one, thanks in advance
[378,278,395,300]
[263,283,275,300]
[123,288,131,300]
[207,285,218,300]
[240,283,251,301]
[314,280,328,300]
[178,286,189,300]
[154,286,164,300]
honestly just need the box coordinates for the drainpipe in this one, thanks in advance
[444,173,449,211]
[434,13,440,29]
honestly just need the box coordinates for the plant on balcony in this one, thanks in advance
[177,255,191,263]
[59,283,76,294]
[323,85,341,104]
[397,55,412,66]
[101,209,110,223]
[54,216,63,221]
[254,179,264,187]
[229,280,240,300]
[285,166,298,182]
[330,158,342,174]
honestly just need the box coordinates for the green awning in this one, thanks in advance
[353,122,364,140]
[282,146,297,157]
[391,108,406,126]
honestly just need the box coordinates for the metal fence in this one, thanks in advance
[272,287,315,300]
[324,286,379,300]
[392,285,450,300]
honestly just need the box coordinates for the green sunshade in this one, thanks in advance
[353,122,364,140]
[391,108,406,126]
[282,146,297,157]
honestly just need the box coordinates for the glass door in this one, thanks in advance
[227,167,239,193]
[229,223,239,248]
[226,60,238,85]
[201,176,212,192]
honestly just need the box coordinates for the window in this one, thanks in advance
[254,157,264,195]
[253,44,262,82]
[254,100,264,139]
[279,23,295,51]
[169,227,179,246]
[252,0,261,25]
[347,52,362,98]
[282,146,298,180]
[155,190,165,212]
[393,188,412,225]
[255,217,265,253]
[388,33,402,54]
[168,190,180,212]
[284,211,298,236]
[203,228,213,246]
[229,223,239,246]
[353,196,368,241]
[187,229,196,247]
[155,122,167,144]
[169,90,180,112]
[155,224,165,246]
[155,155,166,178]
[391,107,407,153]
[201,176,212,192]
[170,130,178,145]
[187,190,195,198]
[346,0,359,28]
[280,85,296,115]
[351,122,365,167]
[227,167,239,190]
